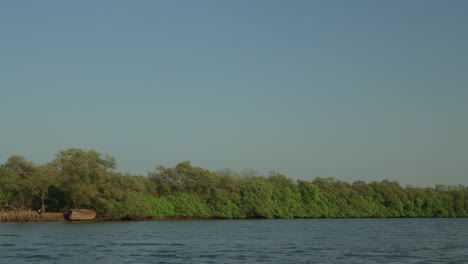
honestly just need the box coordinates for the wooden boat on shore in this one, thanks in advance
[65,209,96,221]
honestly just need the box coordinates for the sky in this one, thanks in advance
[1,1,467,186]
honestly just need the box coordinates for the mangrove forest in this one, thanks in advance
[0,148,467,220]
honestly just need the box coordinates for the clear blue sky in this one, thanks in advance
[1,1,467,186]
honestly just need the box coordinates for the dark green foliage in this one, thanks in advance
[1,148,467,219]
[45,186,70,212]
[239,176,274,218]
[269,174,303,218]
[167,193,210,217]
[112,193,176,219]
[0,166,23,209]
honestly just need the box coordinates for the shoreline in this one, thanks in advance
[1,211,466,223]
[0,211,67,223]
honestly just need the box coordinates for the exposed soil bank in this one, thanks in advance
[41,212,67,221]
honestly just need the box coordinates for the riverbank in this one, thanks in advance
[0,212,230,223]
[2,212,466,223]
[0,211,66,222]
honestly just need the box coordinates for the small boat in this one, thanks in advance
[65,209,96,221]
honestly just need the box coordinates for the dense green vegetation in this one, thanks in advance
[1,149,467,219]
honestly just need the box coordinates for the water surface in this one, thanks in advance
[0,219,467,263]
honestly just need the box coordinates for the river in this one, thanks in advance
[0,219,467,263]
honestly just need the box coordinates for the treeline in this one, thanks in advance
[0,149,467,219]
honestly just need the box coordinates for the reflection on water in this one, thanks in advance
[0,219,467,264]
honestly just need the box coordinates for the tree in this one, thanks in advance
[3,156,37,209]
[23,164,57,211]
[298,180,321,217]
[149,161,218,200]
[269,174,303,218]
[52,148,117,209]
[0,166,22,210]
[209,174,241,218]
[167,193,209,217]
[4,156,36,178]
[239,177,274,218]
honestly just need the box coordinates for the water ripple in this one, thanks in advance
[0,219,467,264]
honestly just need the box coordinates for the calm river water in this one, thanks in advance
[0,219,467,264]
